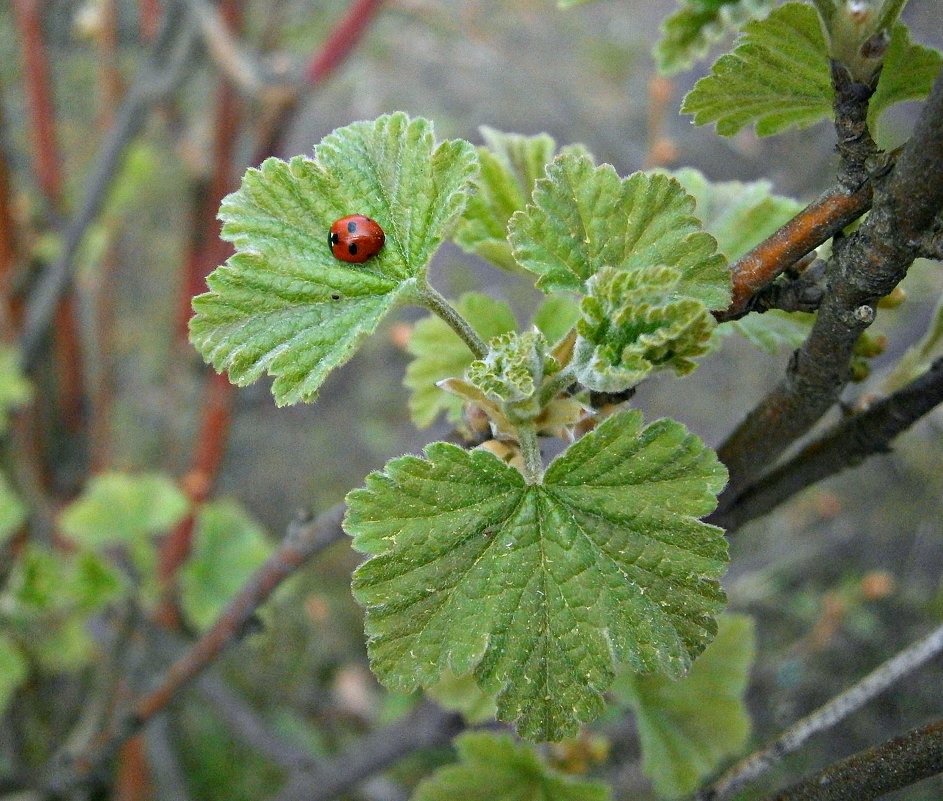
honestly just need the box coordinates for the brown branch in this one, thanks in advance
[696,623,943,801]
[716,69,943,510]
[44,504,346,793]
[713,356,943,531]
[766,719,943,801]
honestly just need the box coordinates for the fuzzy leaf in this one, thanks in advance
[179,500,273,631]
[346,410,728,740]
[405,294,517,427]
[467,331,548,405]
[0,346,31,434]
[509,152,730,309]
[532,295,582,343]
[0,473,26,544]
[574,266,716,392]
[426,671,498,724]
[455,129,560,271]
[0,634,28,714]
[412,732,611,800]
[868,25,943,133]
[681,3,832,136]
[655,0,778,76]
[190,114,478,405]
[719,310,814,352]
[613,614,755,798]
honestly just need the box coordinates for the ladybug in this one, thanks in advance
[328,214,385,263]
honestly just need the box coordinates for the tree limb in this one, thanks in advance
[42,503,346,794]
[716,69,943,510]
[766,718,943,801]
[713,356,943,531]
[696,622,943,801]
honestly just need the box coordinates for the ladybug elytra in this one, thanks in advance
[328,214,385,263]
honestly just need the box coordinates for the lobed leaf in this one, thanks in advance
[655,0,778,76]
[613,614,755,797]
[574,265,716,392]
[190,114,478,405]
[412,732,610,800]
[868,25,943,134]
[345,410,728,740]
[681,2,832,136]
[179,500,273,631]
[509,151,730,309]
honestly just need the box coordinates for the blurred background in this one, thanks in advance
[0,1,941,799]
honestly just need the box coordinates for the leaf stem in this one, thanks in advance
[415,283,488,359]
[516,423,543,484]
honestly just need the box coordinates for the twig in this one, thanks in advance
[765,719,943,801]
[716,70,943,507]
[713,356,943,531]
[18,7,198,368]
[43,503,347,793]
[271,702,464,801]
[696,622,943,801]
[144,714,193,801]
[716,185,872,322]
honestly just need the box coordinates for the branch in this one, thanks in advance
[713,356,943,531]
[696,622,943,801]
[43,503,347,793]
[18,7,198,368]
[766,719,943,801]
[271,702,465,801]
[716,69,943,508]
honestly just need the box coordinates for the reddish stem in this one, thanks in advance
[138,0,162,40]
[305,0,385,84]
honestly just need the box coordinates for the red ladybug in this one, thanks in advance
[328,214,385,263]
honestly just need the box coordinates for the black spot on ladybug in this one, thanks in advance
[348,243,358,256]
[347,220,357,233]
[329,232,339,246]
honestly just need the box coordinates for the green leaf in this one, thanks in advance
[190,114,478,406]
[179,500,273,631]
[0,634,28,714]
[868,25,943,133]
[0,472,26,544]
[574,265,716,392]
[510,152,730,309]
[467,330,548,405]
[532,295,582,344]
[0,346,31,434]
[718,309,815,352]
[454,129,560,272]
[655,0,778,76]
[670,168,802,261]
[346,410,728,740]
[405,293,517,427]
[613,614,755,798]
[412,732,611,801]
[426,670,498,724]
[60,472,189,549]
[681,3,832,136]
[883,292,943,392]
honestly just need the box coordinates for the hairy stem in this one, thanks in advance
[516,423,544,484]
[416,283,488,359]
[538,365,577,406]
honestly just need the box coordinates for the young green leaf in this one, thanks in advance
[612,614,755,798]
[467,330,548,405]
[190,114,478,406]
[0,346,31,434]
[412,732,611,800]
[426,670,498,724]
[455,129,559,272]
[509,152,730,309]
[868,25,943,133]
[405,293,517,427]
[346,410,728,740]
[681,2,832,136]
[574,265,716,392]
[179,500,273,631]
[531,295,582,344]
[718,309,815,352]
[0,634,28,715]
[0,473,26,544]
[655,0,778,76]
